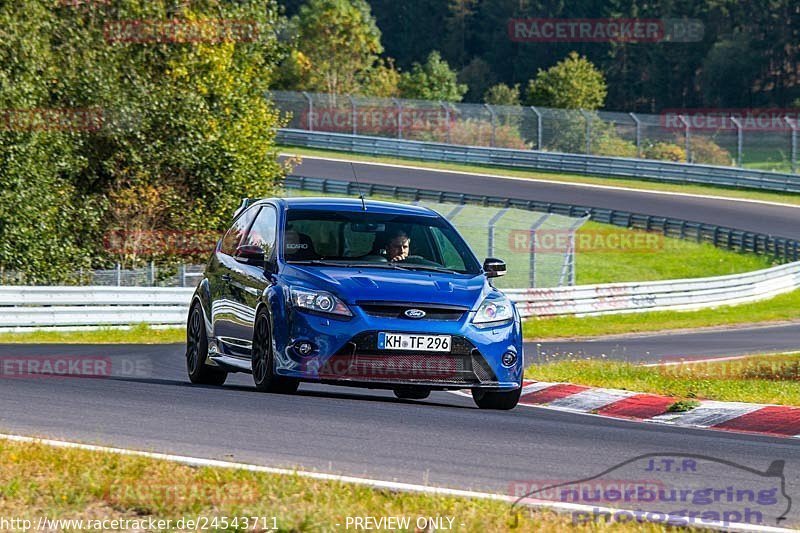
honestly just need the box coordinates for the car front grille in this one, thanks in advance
[357,301,468,321]
[321,332,497,385]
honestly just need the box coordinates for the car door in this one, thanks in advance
[226,204,278,348]
[210,206,260,355]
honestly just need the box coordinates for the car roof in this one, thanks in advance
[270,197,440,217]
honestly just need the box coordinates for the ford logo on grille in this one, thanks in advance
[404,308,426,319]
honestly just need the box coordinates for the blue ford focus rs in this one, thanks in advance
[187,196,523,409]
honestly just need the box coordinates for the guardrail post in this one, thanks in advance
[678,115,692,163]
[785,116,798,173]
[580,109,592,154]
[487,208,509,257]
[148,261,155,286]
[730,116,743,167]
[179,264,186,287]
[629,112,641,158]
[115,263,121,286]
[348,95,357,136]
[485,104,497,147]
[530,106,542,150]
[392,97,403,139]
[301,91,313,132]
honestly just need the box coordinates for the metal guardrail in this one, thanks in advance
[278,129,800,194]
[507,260,800,318]
[4,261,798,328]
[284,175,800,262]
[0,286,194,330]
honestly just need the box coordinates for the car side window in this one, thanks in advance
[431,227,467,271]
[244,205,277,257]
[220,207,259,256]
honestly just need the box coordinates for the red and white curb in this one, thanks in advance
[510,380,800,438]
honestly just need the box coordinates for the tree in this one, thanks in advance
[290,0,383,95]
[526,52,607,110]
[398,51,467,102]
[0,0,287,280]
[484,83,520,105]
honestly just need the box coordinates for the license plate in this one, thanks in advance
[378,333,451,352]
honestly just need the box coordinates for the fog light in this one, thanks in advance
[501,351,517,367]
[295,341,314,356]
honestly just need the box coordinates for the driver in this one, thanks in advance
[384,229,410,262]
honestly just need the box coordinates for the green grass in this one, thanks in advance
[0,324,185,344]
[281,145,800,206]
[0,439,684,532]
[525,352,800,406]
[572,221,774,284]
[523,288,800,340]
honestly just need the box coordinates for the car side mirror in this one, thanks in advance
[234,244,265,266]
[483,258,507,278]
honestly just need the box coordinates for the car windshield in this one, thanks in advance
[283,209,481,275]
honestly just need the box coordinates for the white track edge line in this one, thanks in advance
[281,153,800,211]
[0,433,792,533]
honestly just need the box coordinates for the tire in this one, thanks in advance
[186,303,227,386]
[472,387,521,410]
[393,388,431,400]
[251,309,299,394]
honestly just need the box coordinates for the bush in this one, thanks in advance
[644,142,687,162]
[593,133,638,158]
[690,136,733,166]
[420,119,529,149]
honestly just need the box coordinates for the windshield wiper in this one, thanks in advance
[288,260,401,269]
[394,264,461,274]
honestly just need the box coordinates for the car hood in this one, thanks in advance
[283,265,489,309]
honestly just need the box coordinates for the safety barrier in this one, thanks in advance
[507,260,800,317]
[278,129,800,194]
[0,286,194,330]
[284,175,800,262]
[3,261,798,329]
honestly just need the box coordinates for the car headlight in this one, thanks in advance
[472,295,514,325]
[291,288,352,317]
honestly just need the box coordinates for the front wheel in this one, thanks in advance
[186,303,227,386]
[472,387,521,410]
[251,310,299,394]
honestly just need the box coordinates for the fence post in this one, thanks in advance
[629,112,641,157]
[530,106,542,150]
[392,97,403,139]
[678,115,691,163]
[149,261,155,286]
[348,94,357,136]
[487,208,509,257]
[580,109,591,154]
[485,104,497,147]
[730,116,743,167]
[440,101,452,143]
[115,263,121,287]
[528,214,550,288]
[786,116,798,173]
[179,264,186,288]
[301,91,313,132]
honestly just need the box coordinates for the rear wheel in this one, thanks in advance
[186,303,227,386]
[252,310,299,394]
[472,387,521,410]
[393,388,431,400]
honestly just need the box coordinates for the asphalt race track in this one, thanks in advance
[6,160,800,526]
[285,155,800,238]
[532,322,800,363]
[1,344,799,525]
